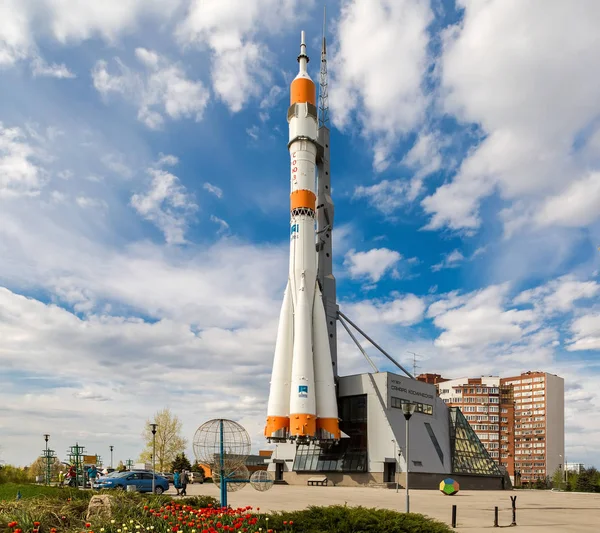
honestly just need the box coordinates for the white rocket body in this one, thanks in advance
[265,32,340,442]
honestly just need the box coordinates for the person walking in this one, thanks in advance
[87,465,98,489]
[173,470,181,496]
[180,469,188,497]
[58,471,65,487]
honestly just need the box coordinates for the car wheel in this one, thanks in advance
[154,486,164,495]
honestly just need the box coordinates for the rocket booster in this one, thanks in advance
[265,32,340,442]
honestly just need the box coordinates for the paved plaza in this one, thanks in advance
[175,483,598,532]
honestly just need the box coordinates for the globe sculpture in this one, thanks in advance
[213,464,249,492]
[193,419,251,469]
[439,477,460,496]
[250,470,275,492]
[193,418,274,507]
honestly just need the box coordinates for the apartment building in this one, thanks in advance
[420,371,564,485]
[434,376,516,479]
[500,371,564,485]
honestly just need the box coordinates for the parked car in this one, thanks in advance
[158,472,174,483]
[189,472,204,484]
[94,471,169,494]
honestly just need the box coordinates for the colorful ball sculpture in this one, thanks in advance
[439,477,460,496]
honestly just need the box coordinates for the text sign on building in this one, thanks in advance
[388,375,436,415]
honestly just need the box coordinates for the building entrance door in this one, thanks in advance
[384,461,396,483]
[275,462,284,481]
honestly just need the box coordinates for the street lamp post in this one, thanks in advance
[110,446,114,469]
[150,423,158,494]
[402,402,416,513]
[44,434,50,485]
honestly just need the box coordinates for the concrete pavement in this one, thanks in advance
[172,483,598,532]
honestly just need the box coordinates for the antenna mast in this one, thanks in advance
[318,5,329,128]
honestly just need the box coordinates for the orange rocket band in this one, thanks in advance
[264,416,289,437]
[289,413,317,437]
[316,418,341,440]
[290,189,316,211]
[290,78,316,106]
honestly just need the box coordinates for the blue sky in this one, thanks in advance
[0,0,599,469]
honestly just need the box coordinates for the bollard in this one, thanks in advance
[494,506,499,527]
[451,505,457,528]
[510,495,517,526]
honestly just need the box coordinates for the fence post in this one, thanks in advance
[510,495,517,526]
[451,505,457,528]
[494,506,499,527]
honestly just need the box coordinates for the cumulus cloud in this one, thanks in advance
[176,0,311,112]
[344,248,402,283]
[354,179,419,215]
[567,313,600,351]
[0,0,182,66]
[92,48,209,129]
[0,123,46,197]
[210,215,229,234]
[31,56,75,78]
[431,284,536,350]
[130,168,197,244]
[345,293,426,327]
[203,182,223,199]
[431,249,465,272]
[423,0,600,233]
[330,0,432,170]
[514,276,600,315]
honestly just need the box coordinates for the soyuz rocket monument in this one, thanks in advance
[265,31,341,443]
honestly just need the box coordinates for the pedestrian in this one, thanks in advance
[58,471,65,487]
[180,469,188,497]
[87,465,98,489]
[173,470,181,496]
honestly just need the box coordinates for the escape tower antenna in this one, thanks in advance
[318,5,329,128]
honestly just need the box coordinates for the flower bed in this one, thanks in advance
[1,491,451,533]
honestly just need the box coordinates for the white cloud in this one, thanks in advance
[567,313,600,351]
[203,182,223,199]
[353,179,418,215]
[75,196,108,210]
[514,275,600,315]
[423,0,600,233]
[0,123,46,197]
[130,168,197,244]
[176,0,310,112]
[344,248,401,283]
[31,56,75,78]
[210,215,229,234]
[246,125,259,141]
[431,284,536,350]
[330,0,432,171]
[92,49,209,129]
[0,0,183,67]
[535,172,600,229]
[155,154,179,168]
[431,249,465,272]
[345,293,426,327]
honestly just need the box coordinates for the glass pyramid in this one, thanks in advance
[449,407,502,475]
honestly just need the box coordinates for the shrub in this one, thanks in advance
[266,505,453,533]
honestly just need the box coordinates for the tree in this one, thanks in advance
[551,467,564,490]
[139,408,187,472]
[171,452,192,472]
[29,456,63,480]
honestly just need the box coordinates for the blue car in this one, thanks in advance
[94,471,169,494]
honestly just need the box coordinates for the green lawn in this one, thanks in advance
[0,484,89,501]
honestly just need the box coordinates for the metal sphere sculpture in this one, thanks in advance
[250,470,275,492]
[193,419,251,469]
[439,477,460,496]
[213,465,249,492]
